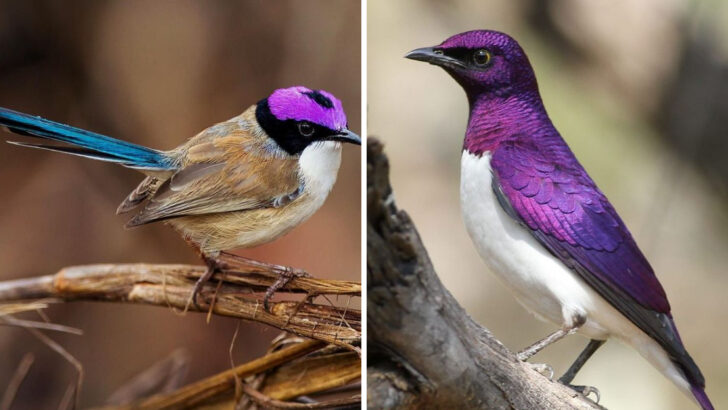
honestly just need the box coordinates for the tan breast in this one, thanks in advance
[166,141,343,254]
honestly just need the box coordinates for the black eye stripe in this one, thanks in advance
[256,98,341,155]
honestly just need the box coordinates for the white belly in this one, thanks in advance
[461,151,621,339]
[460,151,697,404]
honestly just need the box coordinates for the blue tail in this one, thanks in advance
[0,107,173,169]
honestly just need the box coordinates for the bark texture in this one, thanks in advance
[367,137,603,409]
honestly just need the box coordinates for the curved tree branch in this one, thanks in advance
[0,263,360,349]
[367,137,603,409]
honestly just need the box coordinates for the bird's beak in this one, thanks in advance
[405,47,465,70]
[330,129,361,145]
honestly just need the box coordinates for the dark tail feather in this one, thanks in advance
[691,385,714,410]
[665,318,713,409]
[1,107,172,169]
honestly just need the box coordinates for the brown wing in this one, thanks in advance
[125,121,300,227]
[116,176,163,214]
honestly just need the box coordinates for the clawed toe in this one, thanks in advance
[274,266,310,278]
[525,362,554,380]
[263,266,310,312]
[190,282,212,309]
[197,252,310,313]
[564,384,600,403]
[189,263,218,309]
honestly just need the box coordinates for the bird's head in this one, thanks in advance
[256,86,360,155]
[406,30,537,100]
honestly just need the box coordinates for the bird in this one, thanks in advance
[405,30,713,409]
[0,85,360,308]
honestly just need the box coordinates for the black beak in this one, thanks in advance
[330,129,361,145]
[405,47,465,70]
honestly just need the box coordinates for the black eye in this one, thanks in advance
[472,49,491,67]
[297,121,314,137]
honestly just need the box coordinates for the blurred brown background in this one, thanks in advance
[369,0,727,409]
[0,1,360,408]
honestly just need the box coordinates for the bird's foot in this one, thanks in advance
[563,384,600,403]
[263,266,310,312]
[516,350,532,362]
[189,256,226,309]
[524,362,554,380]
[191,252,310,312]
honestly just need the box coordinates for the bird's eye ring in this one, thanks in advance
[472,49,491,67]
[297,121,315,137]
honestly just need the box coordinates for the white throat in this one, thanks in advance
[299,141,342,199]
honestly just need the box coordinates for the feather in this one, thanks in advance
[1,107,172,169]
[126,118,302,227]
[490,136,705,389]
[117,176,162,214]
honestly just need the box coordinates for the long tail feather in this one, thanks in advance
[7,141,141,164]
[664,318,713,409]
[692,385,714,410]
[1,107,172,169]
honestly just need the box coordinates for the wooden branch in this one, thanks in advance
[97,338,360,409]
[367,138,603,409]
[0,264,360,349]
[261,351,360,400]
[123,339,324,409]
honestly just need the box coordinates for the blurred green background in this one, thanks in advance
[0,1,360,408]
[369,0,728,409]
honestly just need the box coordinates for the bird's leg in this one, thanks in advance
[189,252,223,307]
[558,339,605,403]
[517,328,572,361]
[516,327,579,361]
[262,266,309,312]
[517,314,586,361]
[559,339,605,384]
[217,252,310,312]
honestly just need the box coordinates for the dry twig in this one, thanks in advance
[0,353,34,410]
[0,263,361,349]
[106,349,190,405]
[239,383,360,409]
[109,336,360,409]
[95,336,361,409]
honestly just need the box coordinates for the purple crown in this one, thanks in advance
[268,86,348,131]
[439,30,519,50]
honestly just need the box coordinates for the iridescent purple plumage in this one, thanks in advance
[411,29,712,408]
[268,86,348,131]
[438,31,673,311]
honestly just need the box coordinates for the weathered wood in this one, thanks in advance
[367,137,602,409]
[0,263,360,349]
